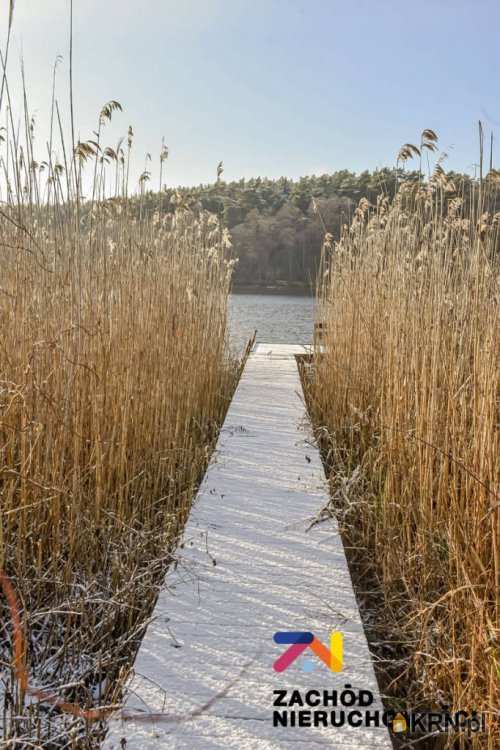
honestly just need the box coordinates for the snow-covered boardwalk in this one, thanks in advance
[105,344,391,749]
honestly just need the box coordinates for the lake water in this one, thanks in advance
[228,292,315,352]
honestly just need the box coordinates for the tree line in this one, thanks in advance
[136,167,479,287]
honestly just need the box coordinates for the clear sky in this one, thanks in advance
[1,0,499,190]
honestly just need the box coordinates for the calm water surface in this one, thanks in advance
[229,292,314,352]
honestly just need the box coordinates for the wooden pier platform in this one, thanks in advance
[104,344,391,749]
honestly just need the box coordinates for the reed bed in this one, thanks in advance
[307,145,499,748]
[0,48,238,750]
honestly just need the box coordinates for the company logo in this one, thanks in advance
[273,631,343,672]
[393,713,407,733]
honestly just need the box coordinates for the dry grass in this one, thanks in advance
[308,142,499,748]
[0,29,238,748]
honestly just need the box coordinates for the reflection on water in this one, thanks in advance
[229,292,315,352]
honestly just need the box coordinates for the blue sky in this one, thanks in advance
[1,1,499,190]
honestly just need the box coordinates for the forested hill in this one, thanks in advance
[186,170,399,287]
[140,168,472,287]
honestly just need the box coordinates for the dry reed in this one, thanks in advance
[0,29,238,749]
[308,137,499,748]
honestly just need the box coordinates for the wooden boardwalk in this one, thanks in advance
[105,344,391,749]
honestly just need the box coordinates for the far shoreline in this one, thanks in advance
[231,283,314,296]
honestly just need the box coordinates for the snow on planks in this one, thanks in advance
[104,343,391,749]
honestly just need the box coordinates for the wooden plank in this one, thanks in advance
[104,344,391,749]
